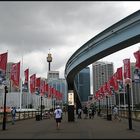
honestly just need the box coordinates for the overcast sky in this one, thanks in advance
[0,1,140,79]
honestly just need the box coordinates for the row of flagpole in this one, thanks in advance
[92,48,140,110]
[0,51,63,110]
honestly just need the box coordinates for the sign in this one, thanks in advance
[68,92,74,105]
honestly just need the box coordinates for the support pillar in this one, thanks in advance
[67,90,75,122]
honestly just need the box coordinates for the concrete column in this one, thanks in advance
[67,90,75,122]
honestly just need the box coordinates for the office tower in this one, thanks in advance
[75,67,90,104]
[92,61,114,106]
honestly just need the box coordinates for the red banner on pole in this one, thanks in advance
[116,67,123,81]
[134,50,140,69]
[10,62,20,88]
[113,73,119,91]
[40,80,45,96]
[30,74,36,93]
[35,77,40,95]
[0,52,8,85]
[123,58,131,79]
[0,52,7,72]
[24,68,29,84]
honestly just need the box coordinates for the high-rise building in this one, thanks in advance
[47,71,67,105]
[75,67,90,104]
[92,61,114,106]
[47,71,59,79]
[92,61,114,94]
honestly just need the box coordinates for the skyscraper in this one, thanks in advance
[75,67,90,104]
[92,61,114,94]
[92,61,114,106]
[47,71,67,105]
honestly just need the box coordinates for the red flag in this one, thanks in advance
[45,83,48,93]
[95,90,100,100]
[30,74,36,93]
[0,52,7,73]
[103,82,109,96]
[40,80,45,96]
[107,81,112,95]
[100,86,104,94]
[116,67,123,81]
[113,73,119,91]
[53,88,57,97]
[10,62,20,88]
[35,77,40,95]
[109,76,114,87]
[109,74,118,91]
[36,77,40,88]
[134,50,140,69]
[48,85,52,98]
[123,58,131,79]
[52,87,56,96]
[24,68,29,84]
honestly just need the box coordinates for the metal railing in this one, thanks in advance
[100,108,140,121]
[0,110,39,124]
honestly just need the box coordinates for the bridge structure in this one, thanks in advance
[65,10,140,121]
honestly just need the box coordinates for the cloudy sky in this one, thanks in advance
[0,1,140,79]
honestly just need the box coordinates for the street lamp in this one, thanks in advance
[98,99,101,116]
[125,78,132,130]
[2,85,8,130]
[40,96,43,120]
[106,95,109,120]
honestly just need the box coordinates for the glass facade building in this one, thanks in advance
[75,67,90,103]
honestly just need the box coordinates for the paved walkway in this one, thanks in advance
[0,113,140,139]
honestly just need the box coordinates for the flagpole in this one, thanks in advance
[118,92,120,110]
[20,55,23,110]
[28,69,30,109]
[130,70,134,111]
[129,58,134,111]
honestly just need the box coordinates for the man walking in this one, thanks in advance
[54,105,63,130]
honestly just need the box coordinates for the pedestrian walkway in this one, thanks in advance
[0,113,140,139]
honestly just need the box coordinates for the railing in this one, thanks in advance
[100,109,140,121]
[0,110,40,124]
[119,110,140,121]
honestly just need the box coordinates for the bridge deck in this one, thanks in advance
[0,113,140,139]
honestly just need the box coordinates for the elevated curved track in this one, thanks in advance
[65,10,140,108]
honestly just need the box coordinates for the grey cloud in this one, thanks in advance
[0,1,139,78]
[0,2,125,53]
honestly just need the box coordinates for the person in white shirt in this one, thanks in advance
[112,105,121,121]
[77,108,82,119]
[54,105,63,129]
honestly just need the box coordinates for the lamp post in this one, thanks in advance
[2,86,8,130]
[98,99,101,116]
[40,96,43,120]
[125,78,132,130]
[106,95,109,120]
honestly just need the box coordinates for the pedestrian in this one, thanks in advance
[97,108,101,117]
[54,105,63,129]
[112,105,121,121]
[63,106,67,116]
[91,107,95,118]
[77,108,82,119]
[11,107,17,125]
[83,106,88,119]
[88,108,92,119]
